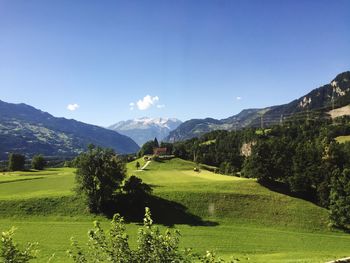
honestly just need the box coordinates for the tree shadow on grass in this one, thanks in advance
[103,194,218,227]
[259,179,319,206]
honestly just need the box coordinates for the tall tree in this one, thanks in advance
[8,153,25,171]
[153,137,159,148]
[75,146,126,213]
[31,155,46,170]
[329,168,350,228]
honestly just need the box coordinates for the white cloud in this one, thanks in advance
[129,102,135,110]
[67,103,79,111]
[236,96,242,101]
[157,104,165,109]
[136,95,159,110]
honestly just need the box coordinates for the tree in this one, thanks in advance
[329,168,350,228]
[75,146,126,213]
[0,227,38,263]
[8,153,25,171]
[242,141,272,181]
[138,140,157,157]
[123,176,152,197]
[135,161,141,170]
[153,137,159,148]
[31,155,46,170]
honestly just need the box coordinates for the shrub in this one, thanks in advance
[68,208,226,263]
[8,153,25,171]
[123,176,152,197]
[31,155,46,170]
[0,227,38,263]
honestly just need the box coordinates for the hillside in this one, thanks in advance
[0,100,139,159]
[166,71,350,141]
[0,159,349,262]
[109,117,182,146]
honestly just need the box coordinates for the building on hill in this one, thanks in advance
[153,147,167,156]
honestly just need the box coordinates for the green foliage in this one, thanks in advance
[75,146,126,213]
[8,153,25,171]
[31,155,46,170]
[138,140,158,157]
[0,227,38,263]
[123,176,152,196]
[153,137,159,148]
[68,208,222,263]
[329,168,350,228]
[160,142,173,154]
[2,162,350,261]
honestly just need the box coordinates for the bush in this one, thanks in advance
[0,227,38,263]
[31,155,46,170]
[8,153,25,171]
[68,208,226,263]
[135,161,141,170]
[123,176,152,197]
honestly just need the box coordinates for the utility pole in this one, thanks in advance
[260,114,264,130]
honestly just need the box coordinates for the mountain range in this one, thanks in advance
[0,100,139,160]
[1,71,349,159]
[108,117,182,146]
[166,71,350,142]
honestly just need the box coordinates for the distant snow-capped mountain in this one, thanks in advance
[108,117,182,146]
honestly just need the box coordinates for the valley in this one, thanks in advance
[1,159,349,262]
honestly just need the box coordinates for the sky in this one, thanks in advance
[0,0,349,127]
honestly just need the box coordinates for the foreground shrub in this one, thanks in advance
[0,227,38,263]
[68,208,226,263]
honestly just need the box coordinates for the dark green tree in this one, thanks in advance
[123,176,152,197]
[8,153,25,171]
[290,142,321,194]
[138,140,157,157]
[154,137,159,148]
[242,141,273,182]
[31,155,46,170]
[75,146,126,213]
[135,161,141,170]
[329,168,350,228]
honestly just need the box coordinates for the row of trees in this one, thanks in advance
[7,153,46,171]
[170,116,350,229]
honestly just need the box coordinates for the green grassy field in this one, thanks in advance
[0,160,350,262]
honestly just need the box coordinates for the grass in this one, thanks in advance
[0,159,350,262]
[0,168,75,200]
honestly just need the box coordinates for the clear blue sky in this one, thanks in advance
[0,0,349,126]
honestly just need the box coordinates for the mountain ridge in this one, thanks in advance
[0,100,140,159]
[109,117,182,146]
[166,71,350,142]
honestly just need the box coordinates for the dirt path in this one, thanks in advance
[140,161,151,170]
[326,257,350,263]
